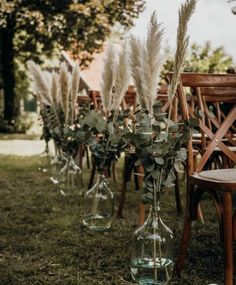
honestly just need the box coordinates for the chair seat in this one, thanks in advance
[190,169,236,192]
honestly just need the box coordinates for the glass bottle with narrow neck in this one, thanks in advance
[83,172,114,231]
[38,141,52,173]
[59,154,82,196]
[50,147,67,185]
[131,203,174,285]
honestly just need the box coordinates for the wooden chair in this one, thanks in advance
[174,72,236,285]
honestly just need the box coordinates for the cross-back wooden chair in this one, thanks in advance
[174,72,236,285]
[117,84,183,222]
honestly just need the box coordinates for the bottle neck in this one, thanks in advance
[96,173,106,183]
[145,205,161,226]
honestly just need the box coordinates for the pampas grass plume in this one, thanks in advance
[168,0,196,100]
[27,60,52,105]
[111,41,130,111]
[60,62,71,125]
[130,35,146,110]
[142,11,164,115]
[71,61,81,122]
[100,44,115,115]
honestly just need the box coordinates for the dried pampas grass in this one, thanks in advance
[130,12,164,116]
[129,35,146,110]
[142,12,164,115]
[168,0,196,100]
[111,41,130,111]
[100,45,115,115]
[51,72,59,106]
[71,62,81,123]
[27,61,52,105]
[166,0,196,130]
[28,60,81,129]
[130,0,196,119]
[100,42,130,115]
[60,62,71,125]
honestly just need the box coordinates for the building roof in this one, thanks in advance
[62,44,123,92]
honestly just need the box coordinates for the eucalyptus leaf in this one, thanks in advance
[189,117,199,128]
[177,148,187,161]
[134,159,141,166]
[110,133,120,144]
[151,169,160,179]
[162,171,176,187]
[154,157,164,165]
[54,126,61,135]
[141,193,153,204]
[198,109,205,118]
[174,161,180,171]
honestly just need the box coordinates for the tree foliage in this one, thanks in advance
[0,0,145,123]
[163,41,233,74]
[0,0,145,64]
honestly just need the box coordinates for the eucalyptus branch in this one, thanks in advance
[97,41,130,171]
[100,109,120,172]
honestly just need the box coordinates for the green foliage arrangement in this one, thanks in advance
[126,102,196,204]
[127,0,197,204]
[82,109,129,173]
[28,60,88,156]
[81,42,130,173]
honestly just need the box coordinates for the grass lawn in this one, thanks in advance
[0,154,235,285]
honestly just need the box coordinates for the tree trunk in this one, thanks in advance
[0,26,16,123]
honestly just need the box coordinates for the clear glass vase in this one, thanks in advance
[83,173,114,231]
[38,142,52,173]
[50,150,67,185]
[131,205,174,285]
[59,155,82,196]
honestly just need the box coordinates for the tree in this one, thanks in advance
[163,41,233,76]
[0,0,145,123]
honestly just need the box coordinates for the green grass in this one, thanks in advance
[0,154,235,285]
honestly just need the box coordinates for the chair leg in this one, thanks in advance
[78,144,84,169]
[112,161,117,183]
[233,211,236,240]
[78,144,84,187]
[85,146,90,169]
[223,192,233,285]
[139,203,145,225]
[134,166,140,191]
[117,155,129,218]
[174,171,183,214]
[175,216,192,278]
[175,183,195,278]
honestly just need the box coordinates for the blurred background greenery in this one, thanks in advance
[0,0,235,134]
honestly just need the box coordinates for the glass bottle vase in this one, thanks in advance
[50,149,67,185]
[83,173,114,231]
[59,155,82,196]
[131,205,174,285]
[38,141,52,173]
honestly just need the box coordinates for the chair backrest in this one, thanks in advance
[175,72,236,175]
